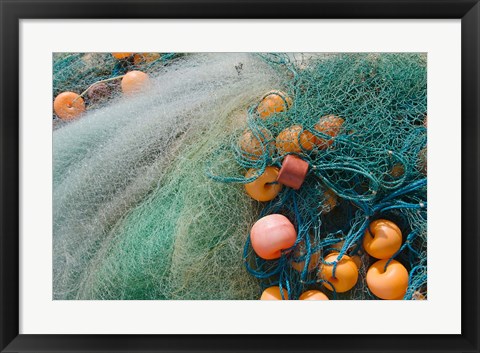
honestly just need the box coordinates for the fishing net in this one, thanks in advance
[53,52,427,300]
[53,53,281,299]
[206,53,427,300]
[52,52,181,128]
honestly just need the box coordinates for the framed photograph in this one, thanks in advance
[1,0,479,352]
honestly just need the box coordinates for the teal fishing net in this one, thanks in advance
[206,53,427,300]
[53,52,427,300]
[53,53,281,299]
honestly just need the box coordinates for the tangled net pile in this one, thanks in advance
[206,53,427,300]
[53,52,426,300]
[53,53,281,299]
[53,52,181,127]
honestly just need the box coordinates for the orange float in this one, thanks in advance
[250,214,297,260]
[112,52,134,60]
[276,155,309,190]
[121,71,151,95]
[299,290,329,300]
[238,128,273,159]
[363,219,402,259]
[312,115,345,149]
[276,125,317,155]
[53,92,86,120]
[244,167,282,202]
[133,52,161,65]
[257,90,293,119]
[320,252,358,293]
[366,259,409,300]
[260,286,288,300]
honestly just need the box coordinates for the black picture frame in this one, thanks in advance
[1,1,479,352]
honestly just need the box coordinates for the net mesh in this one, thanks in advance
[53,52,181,128]
[206,53,427,300]
[53,52,427,300]
[53,53,280,299]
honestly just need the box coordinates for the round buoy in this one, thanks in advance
[244,167,282,202]
[366,259,409,300]
[313,115,345,149]
[112,52,134,60]
[363,219,402,259]
[260,286,288,300]
[299,290,329,300]
[53,92,86,120]
[250,214,297,260]
[257,90,292,119]
[238,128,273,160]
[320,252,358,293]
[276,125,316,155]
[121,71,151,95]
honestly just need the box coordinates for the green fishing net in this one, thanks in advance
[53,52,427,300]
[53,53,280,299]
[206,53,427,300]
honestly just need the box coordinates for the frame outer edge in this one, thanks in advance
[461,1,480,352]
[0,2,20,353]
[1,0,479,352]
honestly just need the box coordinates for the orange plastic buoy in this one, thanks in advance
[366,259,409,300]
[260,286,288,300]
[121,71,151,95]
[276,155,309,190]
[276,125,316,155]
[112,52,134,60]
[244,167,282,202]
[257,90,293,119]
[250,214,297,260]
[363,219,402,259]
[291,240,320,272]
[320,252,358,293]
[238,128,273,160]
[133,52,161,65]
[53,92,86,120]
[299,290,329,300]
[313,115,345,149]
